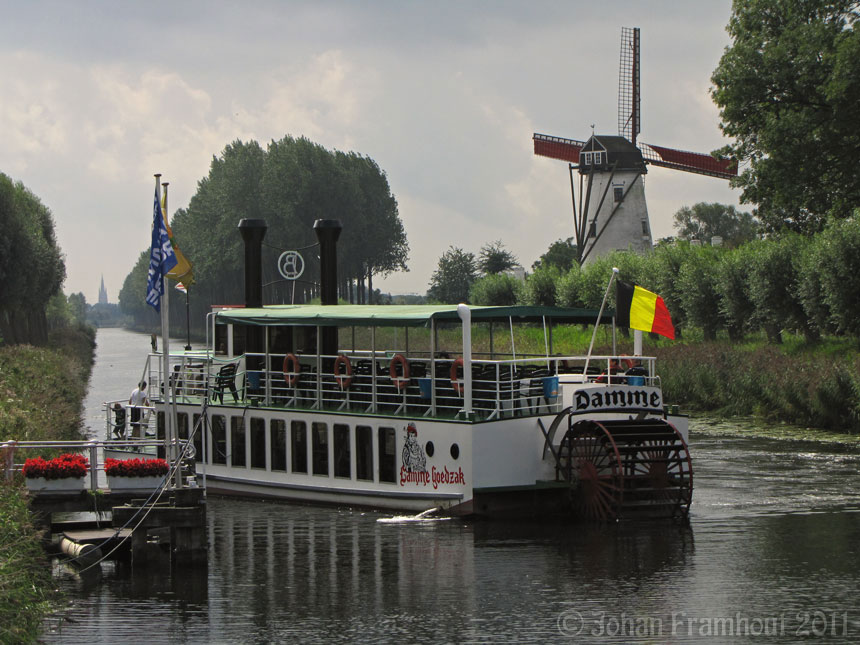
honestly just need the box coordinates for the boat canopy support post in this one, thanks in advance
[457,304,473,417]
[634,329,643,356]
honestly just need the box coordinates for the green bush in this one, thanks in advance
[469,273,523,305]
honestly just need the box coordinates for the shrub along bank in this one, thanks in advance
[655,338,860,433]
[0,325,95,644]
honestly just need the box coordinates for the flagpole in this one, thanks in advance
[159,176,180,489]
[583,267,618,378]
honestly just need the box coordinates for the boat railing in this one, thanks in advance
[157,351,659,420]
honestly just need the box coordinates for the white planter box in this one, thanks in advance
[107,475,164,491]
[25,477,85,493]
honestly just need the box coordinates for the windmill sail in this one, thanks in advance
[639,142,737,179]
[533,133,586,163]
[618,26,641,146]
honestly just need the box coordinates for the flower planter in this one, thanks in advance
[25,476,86,493]
[107,475,164,492]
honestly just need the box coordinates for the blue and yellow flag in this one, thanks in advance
[145,184,178,312]
[162,191,194,285]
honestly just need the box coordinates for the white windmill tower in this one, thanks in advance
[533,27,737,264]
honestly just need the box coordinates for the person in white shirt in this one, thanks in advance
[128,381,149,433]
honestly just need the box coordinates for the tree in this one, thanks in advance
[532,237,578,272]
[478,240,517,275]
[0,174,65,345]
[672,202,759,247]
[426,247,478,304]
[120,136,409,331]
[715,243,758,341]
[524,266,560,306]
[711,0,860,232]
[676,245,724,341]
[469,273,523,305]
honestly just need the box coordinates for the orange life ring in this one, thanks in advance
[619,355,636,370]
[334,354,353,390]
[282,353,300,387]
[450,358,464,396]
[389,353,410,390]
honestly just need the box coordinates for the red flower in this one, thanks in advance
[104,457,169,478]
[22,453,89,480]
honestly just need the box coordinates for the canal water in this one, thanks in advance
[45,328,860,643]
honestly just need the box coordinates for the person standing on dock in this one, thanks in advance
[129,381,149,435]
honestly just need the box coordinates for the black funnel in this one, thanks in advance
[314,219,342,360]
[239,219,268,309]
[239,219,267,364]
[314,219,342,306]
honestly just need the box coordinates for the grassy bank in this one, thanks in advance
[0,325,95,644]
[655,337,860,433]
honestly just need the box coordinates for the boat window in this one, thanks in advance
[250,417,266,469]
[231,416,246,468]
[271,419,287,472]
[312,422,329,476]
[192,413,203,461]
[378,427,396,483]
[450,443,460,460]
[425,441,435,458]
[177,413,189,440]
[291,421,308,473]
[356,425,373,481]
[212,415,227,465]
[333,424,351,479]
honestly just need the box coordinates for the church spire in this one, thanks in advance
[98,275,108,305]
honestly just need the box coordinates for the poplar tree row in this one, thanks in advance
[119,136,409,333]
[0,173,65,345]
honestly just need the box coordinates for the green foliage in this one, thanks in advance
[810,214,860,337]
[0,173,66,345]
[747,233,815,342]
[0,485,56,644]
[469,273,523,305]
[715,243,757,340]
[711,0,860,232]
[478,240,518,275]
[676,245,723,340]
[121,137,409,331]
[523,266,560,306]
[427,246,478,304]
[556,264,586,308]
[657,340,860,432]
[672,202,759,247]
[532,237,578,272]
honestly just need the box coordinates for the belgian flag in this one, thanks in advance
[616,281,675,339]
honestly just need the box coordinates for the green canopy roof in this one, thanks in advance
[214,304,613,328]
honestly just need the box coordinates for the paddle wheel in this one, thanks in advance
[557,418,693,521]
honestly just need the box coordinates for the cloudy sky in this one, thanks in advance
[1,0,740,303]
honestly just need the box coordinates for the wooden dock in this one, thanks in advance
[30,487,206,568]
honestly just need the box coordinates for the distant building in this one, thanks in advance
[98,275,109,305]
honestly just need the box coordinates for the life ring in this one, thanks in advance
[334,354,353,390]
[389,353,410,390]
[282,353,300,387]
[619,355,635,370]
[450,358,464,396]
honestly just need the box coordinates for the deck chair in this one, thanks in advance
[212,363,240,403]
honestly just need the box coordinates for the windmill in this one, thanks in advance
[533,27,737,265]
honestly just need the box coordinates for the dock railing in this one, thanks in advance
[0,439,193,491]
